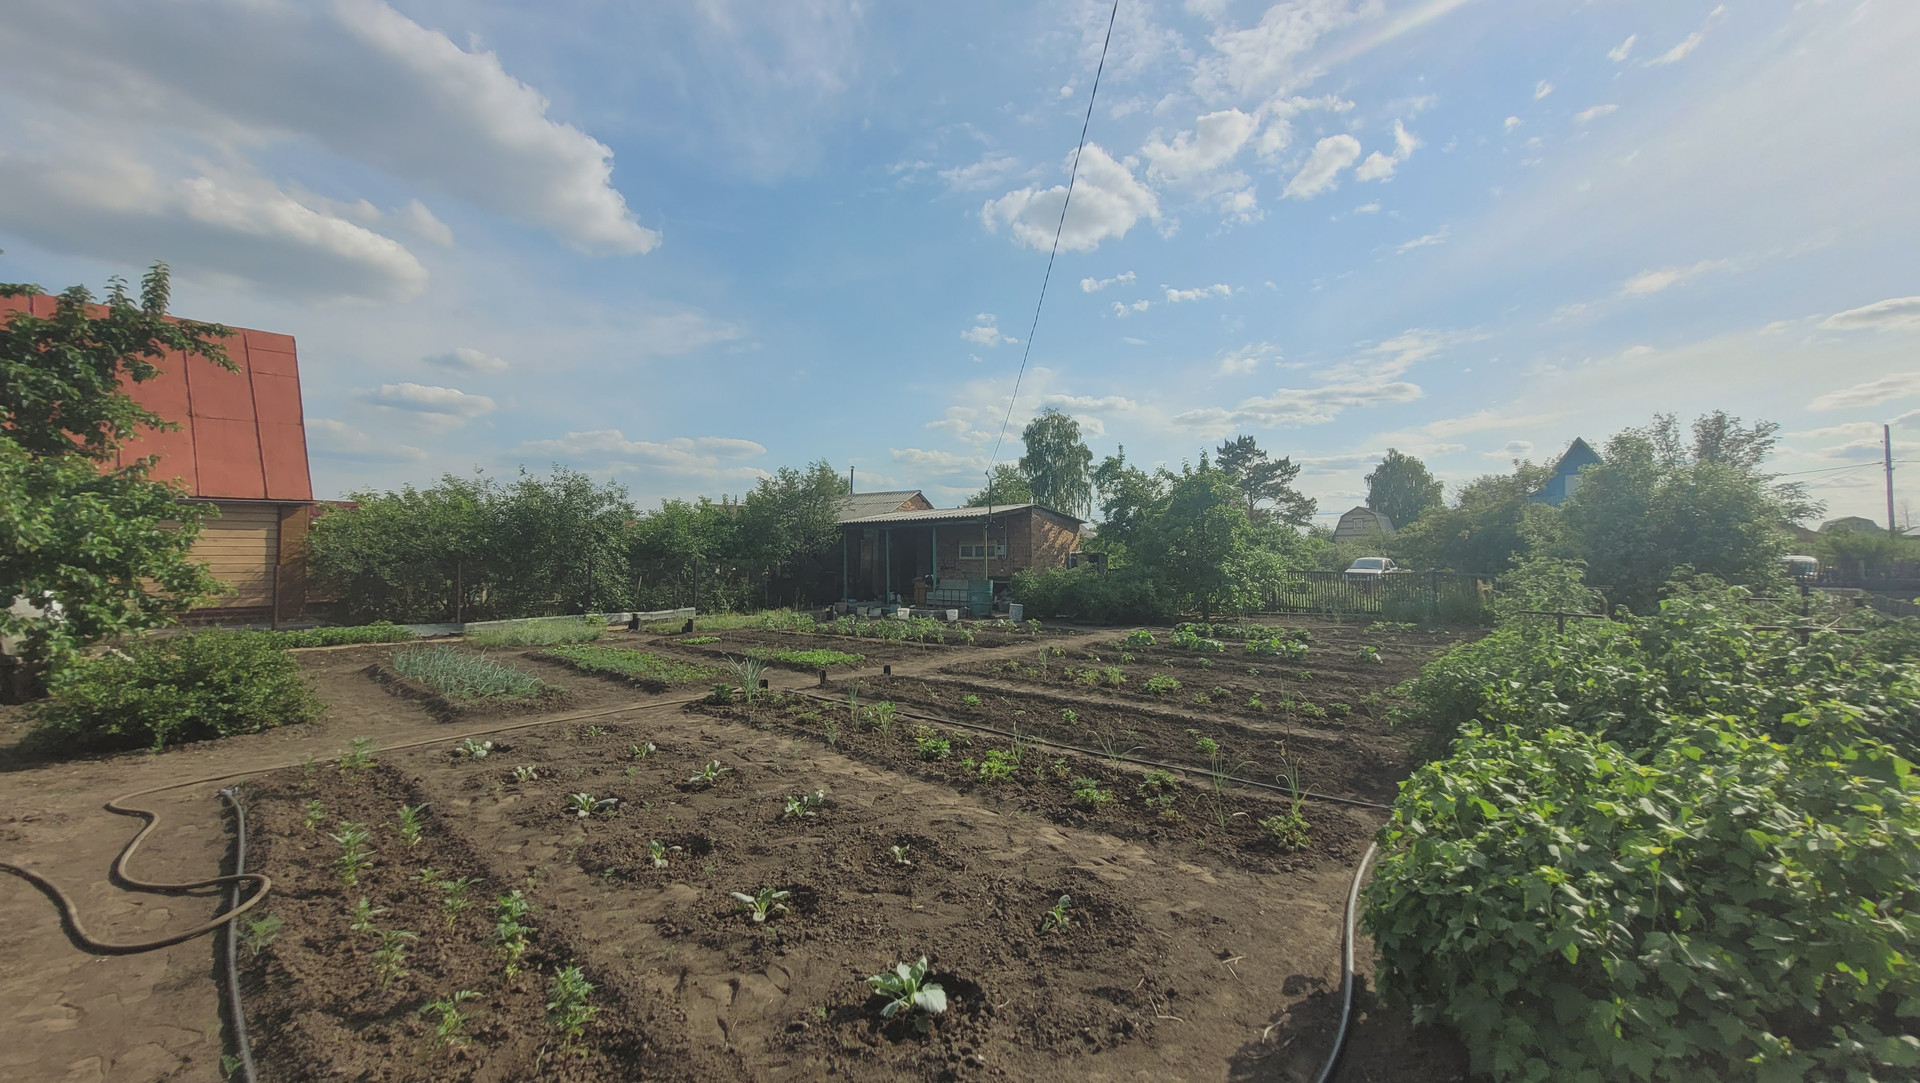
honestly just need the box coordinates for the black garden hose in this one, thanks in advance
[1314,841,1379,1083]
[219,787,259,1083]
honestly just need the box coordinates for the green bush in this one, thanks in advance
[267,621,417,648]
[1365,707,1920,1083]
[1011,565,1172,624]
[32,631,321,752]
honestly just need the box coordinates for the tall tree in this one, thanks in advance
[1134,462,1284,619]
[1388,461,1558,573]
[1,264,229,661]
[964,463,1033,507]
[1018,408,1093,517]
[1214,434,1316,527]
[1365,448,1443,528]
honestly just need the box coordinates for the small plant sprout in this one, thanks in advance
[1145,674,1180,695]
[240,913,283,957]
[1089,725,1140,767]
[627,742,656,760]
[915,734,951,760]
[867,956,947,1032]
[822,718,840,748]
[728,656,768,705]
[494,890,535,975]
[1061,708,1079,726]
[547,965,599,1052]
[584,725,606,738]
[456,738,493,759]
[372,928,417,988]
[330,821,376,885]
[846,681,862,723]
[1040,894,1073,933]
[348,896,387,933]
[421,990,480,1050]
[339,736,377,772]
[960,693,982,708]
[889,844,914,867]
[512,764,539,783]
[303,799,326,830]
[441,876,479,928]
[782,790,827,820]
[731,887,792,923]
[1191,731,1220,755]
[1072,777,1114,808]
[414,866,443,888]
[566,792,619,818]
[870,700,898,735]
[687,760,731,786]
[1357,645,1383,664]
[648,839,681,868]
[976,748,1019,782]
[396,803,429,846]
[1260,808,1311,850]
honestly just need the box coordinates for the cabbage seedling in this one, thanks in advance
[456,738,493,759]
[687,760,730,786]
[782,790,826,820]
[867,956,947,1031]
[241,913,283,957]
[421,990,479,1049]
[512,765,539,783]
[627,742,656,760]
[494,890,535,975]
[648,839,680,868]
[566,792,619,818]
[889,844,914,867]
[731,887,791,923]
[1040,894,1072,933]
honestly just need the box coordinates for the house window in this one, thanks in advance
[957,543,1006,559]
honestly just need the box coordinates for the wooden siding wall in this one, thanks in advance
[194,503,280,609]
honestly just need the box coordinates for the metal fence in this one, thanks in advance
[1258,570,1494,620]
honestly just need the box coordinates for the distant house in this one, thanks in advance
[1820,516,1884,534]
[1528,438,1603,507]
[835,489,933,522]
[1332,506,1395,544]
[837,502,1083,610]
[0,293,317,625]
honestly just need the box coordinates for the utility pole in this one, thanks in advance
[1888,423,1898,534]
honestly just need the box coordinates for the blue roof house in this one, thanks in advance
[1529,438,1602,507]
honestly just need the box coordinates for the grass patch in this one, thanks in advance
[544,645,718,686]
[760,648,864,669]
[268,622,417,648]
[464,617,604,648]
[392,646,545,700]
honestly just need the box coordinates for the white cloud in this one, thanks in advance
[1820,297,1920,332]
[1575,104,1619,124]
[1485,439,1534,459]
[1609,34,1638,62]
[1809,373,1920,411]
[1191,0,1370,103]
[354,381,496,426]
[1216,341,1281,376]
[0,0,660,257]
[1112,299,1151,318]
[307,417,426,463]
[982,144,1159,252]
[424,347,510,374]
[939,154,1021,192]
[1173,379,1424,433]
[1535,80,1554,100]
[1165,283,1233,302]
[398,200,453,246]
[1355,120,1420,182]
[1354,201,1380,213]
[1080,271,1137,293]
[889,447,989,474]
[520,431,769,480]
[1503,116,1522,132]
[1396,228,1448,253]
[1620,258,1729,296]
[1283,134,1362,199]
[1142,109,1258,182]
[1648,32,1705,66]
[961,314,1018,347]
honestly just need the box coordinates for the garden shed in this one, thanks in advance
[0,293,317,625]
[1332,505,1395,544]
[837,503,1083,612]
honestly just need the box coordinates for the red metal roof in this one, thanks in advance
[0,293,313,502]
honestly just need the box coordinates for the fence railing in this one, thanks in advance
[1813,569,1920,592]
[1258,570,1494,620]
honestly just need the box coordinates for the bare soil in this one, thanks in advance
[1,620,1476,1082]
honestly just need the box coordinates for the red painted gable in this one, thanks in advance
[0,293,313,502]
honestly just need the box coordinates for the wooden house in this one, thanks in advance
[836,502,1084,609]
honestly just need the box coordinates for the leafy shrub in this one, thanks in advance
[1145,674,1181,695]
[762,648,864,669]
[268,621,416,648]
[1245,635,1307,659]
[32,631,321,752]
[465,616,604,648]
[1010,565,1173,624]
[1170,628,1226,652]
[393,646,545,700]
[546,644,716,686]
[1366,706,1920,1083]
[1124,629,1156,647]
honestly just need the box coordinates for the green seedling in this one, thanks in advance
[1356,645,1382,663]
[867,956,947,1031]
[584,725,605,738]
[414,866,442,888]
[441,876,479,927]
[1138,769,1180,812]
[1191,732,1220,755]
[977,748,1019,782]
[372,928,416,988]
[728,657,768,704]
[456,738,493,759]
[706,682,737,704]
[339,736,376,772]
[731,886,792,923]
[915,735,951,761]
[1260,808,1311,850]
[870,700,898,735]
[1040,894,1073,933]
[513,764,540,783]
[782,790,827,820]
[1120,651,1135,664]
[1061,708,1079,726]
[348,896,387,934]
[396,803,429,846]
[1145,674,1180,695]
[822,719,840,748]
[1124,629,1156,647]
[648,839,680,868]
[547,965,599,1051]
[1089,725,1140,767]
[686,760,730,786]
[1050,757,1071,780]
[494,890,535,975]
[303,799,326,830]
[421,990,480,1050]
[889,844,914,867]
[1071,777,1114,808]
[330,821,375,885]
[240,913,283,957]
[627,742,656,760]
[960,694,982,708]
[566,792,619,818]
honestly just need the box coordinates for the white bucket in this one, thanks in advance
[946,609,960,623]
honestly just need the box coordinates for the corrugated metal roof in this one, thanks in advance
[835,490,928,522]
[842,503,1084,526]
[0,294,313,503]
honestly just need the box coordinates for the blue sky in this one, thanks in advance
[2,0,1916,526]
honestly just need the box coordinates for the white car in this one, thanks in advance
[1343,557,1403,583]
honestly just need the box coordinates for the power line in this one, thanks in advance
[987,0,1120,477]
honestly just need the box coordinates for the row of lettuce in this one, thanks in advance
[1365,574,1920,1082]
